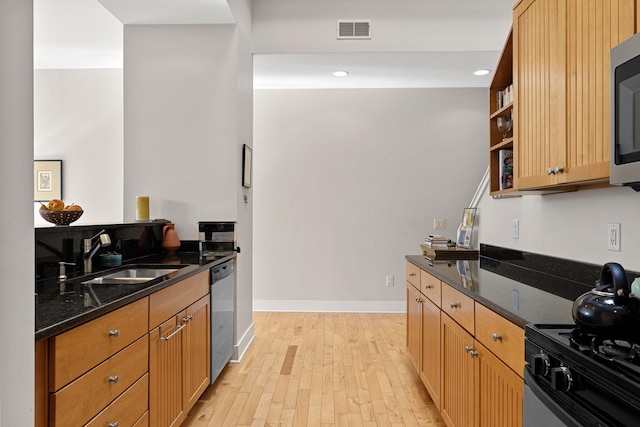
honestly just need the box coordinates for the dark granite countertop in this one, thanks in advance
[405,244,610,328]
[35,251,235,341]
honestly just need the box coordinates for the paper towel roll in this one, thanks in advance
[136,196,149,220]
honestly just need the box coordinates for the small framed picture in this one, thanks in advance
[242,144,252,188]
[34,160,62,201]
[456,208,476,249]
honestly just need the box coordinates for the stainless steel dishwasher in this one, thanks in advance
[210,258,235,384]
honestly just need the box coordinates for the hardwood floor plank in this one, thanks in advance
[183,312,445,427]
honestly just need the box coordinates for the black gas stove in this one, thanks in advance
[525,324,640,427]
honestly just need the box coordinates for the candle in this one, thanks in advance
[136,196,150,220]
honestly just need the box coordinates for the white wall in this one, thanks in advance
[253,88,488,311]
[123,24,238,237]
[0,0,34,425]
[123,20,255,359]
[252,0,514,53]
[477,185,640,271]
[33,69,124,224]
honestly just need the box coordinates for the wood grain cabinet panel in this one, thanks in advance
[514,0,635,190]
[49,297,149,391]
[440,313,475,427]
[85,373,149,427]
[475,303,525,377]
[50,335,148,427]
[420,270,442,308]
[474,341,524,427]
[406,282,422,372]
[150,270,209,329]
[184,295,211,410]
[406,261,421,287]
[420,296,441,411]
[441,283,475,335]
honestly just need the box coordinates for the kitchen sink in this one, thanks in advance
[82,267,181,285]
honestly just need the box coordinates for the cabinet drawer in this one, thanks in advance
[420,270,441,308]
[150,270,209,329]
[85,373,148,427]
[133,411,149,427]
[441,283,474,334]
[50,335,149,427]
[406,262,420,287]
[50,297,149,391]
[475,303,524,377]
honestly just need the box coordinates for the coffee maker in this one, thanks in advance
[198,222,238,260]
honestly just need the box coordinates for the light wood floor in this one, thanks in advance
[182,311,446,427]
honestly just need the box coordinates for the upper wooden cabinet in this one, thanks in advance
[513,0,636,190]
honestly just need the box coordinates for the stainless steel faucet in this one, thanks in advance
[83,230,111,274]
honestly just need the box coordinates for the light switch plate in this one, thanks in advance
[434,219,445,230]
[608,223,621,251]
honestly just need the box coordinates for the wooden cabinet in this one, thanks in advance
[513,0,635,190]
[46,297,149,426]
[406,281,422,371]
[37,268,212,427]
[420,293,441,411]
[440,313,475,427]
[407,261,524,427]
[489,29,516,196]
[149,270,210,427]
[406,264,442,410]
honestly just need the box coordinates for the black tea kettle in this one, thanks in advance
[572,262,640,337]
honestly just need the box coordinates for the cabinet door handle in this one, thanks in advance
[450,302,460,309]
[492,333,503,342]
[182,315,193,323]
[159,323,186,341]
[469,350,479,358]
[108,329,120,338]
[409,273,417,277]
[547,167,554,175]
[464,345,472,353]
[554,166,565,174]
[424,285,433,289]
[108,375,119,384]
[108,423,119,427]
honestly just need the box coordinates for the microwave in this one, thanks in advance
[611,32,640,191]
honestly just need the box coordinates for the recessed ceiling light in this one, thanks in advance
[474,69,491,76]
[333,71,349,77]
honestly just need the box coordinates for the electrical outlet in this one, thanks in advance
[608,223,621,251]
[434,219,445,230]
[386,275,394,287]
[512,219,519,239]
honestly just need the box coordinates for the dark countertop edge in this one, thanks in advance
[34,253,236,342]
[405,255,529,328]
[35,219,169,232]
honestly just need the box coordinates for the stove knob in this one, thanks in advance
[550,366,573,392]
[532,353,551,376]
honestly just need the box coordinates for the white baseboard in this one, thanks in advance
[231,321,255,363]
[253,299,406,313]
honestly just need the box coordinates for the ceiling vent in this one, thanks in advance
[337,20,371,39]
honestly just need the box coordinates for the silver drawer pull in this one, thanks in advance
[424,285,433,289]
[160,323,186,341]
[108,422,119,427]
[108,375,119,384]
[464,345,472,353]
[108,330,120,338]
[450,302,460,309]
[182,315,193,323]
[492,333,503,342]
[469,350,479,358]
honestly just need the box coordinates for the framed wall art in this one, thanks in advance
[34,160,62,202]
[456,207,476,249]
[242,144,252,188]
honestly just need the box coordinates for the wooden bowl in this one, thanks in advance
[39,209,83,225]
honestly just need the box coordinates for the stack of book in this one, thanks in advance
[423,235,455,248]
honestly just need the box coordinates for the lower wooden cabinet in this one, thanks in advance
[149,294,211,427]
[420,295,441,411]
[440,313,475,427]
[407,262,524,427]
